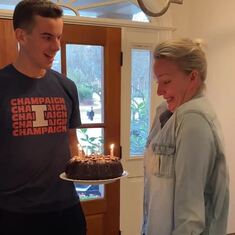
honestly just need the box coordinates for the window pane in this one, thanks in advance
[75,184,104,201]
[75,128,105,200]
[0,0,149,22]
[62,7,76,16]
[76,128,104,155]
[51,50,61,73]
[66,44,104,124]
[130,49,151,156]
[0,4,14,10]
[79,2,149,22]
[66,44,105,201]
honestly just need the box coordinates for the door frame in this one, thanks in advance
[61,24,121,235]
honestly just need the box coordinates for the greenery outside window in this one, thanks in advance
[130,48,151,156]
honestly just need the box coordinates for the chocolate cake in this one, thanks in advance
[65,154,123,180]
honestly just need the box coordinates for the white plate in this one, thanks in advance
[59,171,128,185]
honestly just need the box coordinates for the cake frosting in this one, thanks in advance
[65,154,123,180]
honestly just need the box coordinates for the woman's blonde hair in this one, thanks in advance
[154,38,207,82]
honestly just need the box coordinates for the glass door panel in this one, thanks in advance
[64,44,106,201]
[130,48,151,157]
[52,50,61,73]
[77,184,105,201]
[66,44,104,124]
[75,127,105,200]
[77,128,104,155]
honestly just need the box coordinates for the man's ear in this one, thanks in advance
[14,28,27,44]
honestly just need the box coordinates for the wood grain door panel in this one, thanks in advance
[0,19,18,68]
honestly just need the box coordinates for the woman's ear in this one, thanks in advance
[190,70,199,81]
[189,70,202,90]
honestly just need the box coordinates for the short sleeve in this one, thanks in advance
[68,80,81,129]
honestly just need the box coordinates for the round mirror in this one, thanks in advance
[137,0,183,17]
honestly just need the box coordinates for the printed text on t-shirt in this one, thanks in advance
[11,97,68,136]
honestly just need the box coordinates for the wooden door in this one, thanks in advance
[61,24,121,235]
[0,19,18,68]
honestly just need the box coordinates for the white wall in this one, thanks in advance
[171,0,235,233]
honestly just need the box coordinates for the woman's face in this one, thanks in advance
[154,58,198,112]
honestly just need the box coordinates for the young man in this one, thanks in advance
[0,1,86,234]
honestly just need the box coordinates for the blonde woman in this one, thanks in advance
[142,38,229,235]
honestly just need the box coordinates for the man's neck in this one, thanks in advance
[13,56,46,79]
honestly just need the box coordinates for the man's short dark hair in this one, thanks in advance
[13,0,63,31]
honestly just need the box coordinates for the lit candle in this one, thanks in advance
[110,144,114,156]
[77,144,82,157]
[99,143,102,154]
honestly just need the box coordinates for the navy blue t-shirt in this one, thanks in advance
[0,64,81,212]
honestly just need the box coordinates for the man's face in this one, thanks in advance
[154,58,195,112]
[20,15,63,71]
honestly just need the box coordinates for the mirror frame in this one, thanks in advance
[137,0,183,17]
